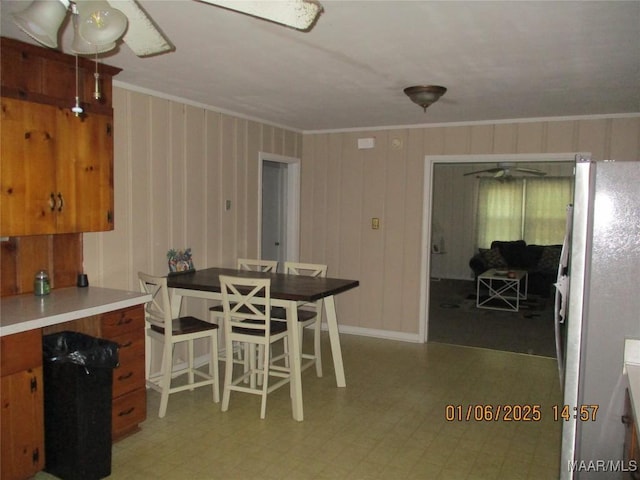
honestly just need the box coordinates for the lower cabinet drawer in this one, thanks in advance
[112,388,146,441]
[101,306,145,338]
[112,354,145,399]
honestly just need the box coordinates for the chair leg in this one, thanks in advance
[188,339,195,389]
[283,336,291,368]
[211,331,220,403]
[158,343,173,418]
[260,342,270,420]
[249,344,257,389]
[313,319,323,377]
[257,344,265,386]
[221,336,233,413]
[243,342,251,383]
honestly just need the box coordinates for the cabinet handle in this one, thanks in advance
[56,193,64,212]
[49,193,56,211]
[119,341,133,348]
[117,317,133,326]
[117,371,134,381]
[118,407,135,417]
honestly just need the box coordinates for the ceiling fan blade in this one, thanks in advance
[200,0,323,31]
[463,168,502,176]
[515,167,546,176]
[109,0,173,56]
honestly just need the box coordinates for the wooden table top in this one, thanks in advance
[167,267,359,302]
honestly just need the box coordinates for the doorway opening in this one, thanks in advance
[258,153,300,270]
[420,153,577,354]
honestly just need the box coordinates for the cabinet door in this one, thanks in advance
[0,367,45,480]
[1,98,57,236]
[55,108,114,233]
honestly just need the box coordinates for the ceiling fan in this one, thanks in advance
[11,0,323,58]
[463,162,547,179]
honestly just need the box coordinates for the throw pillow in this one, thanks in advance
[491,240,527,268]
[537,247,561,272]
[482,248,508,268]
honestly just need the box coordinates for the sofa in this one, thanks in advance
[469,240,562,297]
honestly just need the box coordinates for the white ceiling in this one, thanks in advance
[2,0,639,132]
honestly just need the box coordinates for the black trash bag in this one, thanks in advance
[43,330,119,368]
[42,331,119,480]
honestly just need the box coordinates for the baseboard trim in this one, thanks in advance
[323,323,422,343]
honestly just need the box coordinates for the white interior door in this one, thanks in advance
[258,153,300,270]
[262,161,287,265]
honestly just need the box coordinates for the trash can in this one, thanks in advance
[42,331,119,480]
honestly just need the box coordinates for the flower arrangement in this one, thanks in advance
[167,248,195,273]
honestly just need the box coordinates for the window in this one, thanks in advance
[476,177,573,248]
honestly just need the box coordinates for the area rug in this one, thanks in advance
[429,279,556,358]
[467,293,546,312]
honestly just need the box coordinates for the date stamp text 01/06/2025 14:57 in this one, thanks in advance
[444,404,599,422]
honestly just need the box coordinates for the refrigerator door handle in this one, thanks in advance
[554,274,570,324]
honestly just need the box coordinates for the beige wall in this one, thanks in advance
[84,86,639,340]
[83,87,302,320]
[301,117,640,341]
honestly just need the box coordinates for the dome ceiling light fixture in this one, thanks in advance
[403,85,447,112]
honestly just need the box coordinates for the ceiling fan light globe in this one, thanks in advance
[71,11,116,54]
[78,1,128,46]
[11,0,70,48]
[72,31,116,54]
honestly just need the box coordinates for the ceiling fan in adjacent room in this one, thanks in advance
[10,0,323,57]
[463,162,547,179]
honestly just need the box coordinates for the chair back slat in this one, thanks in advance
[237,258,278,272]
[138,272,172,333]
[284,261,327,278]
[220,275,272,337]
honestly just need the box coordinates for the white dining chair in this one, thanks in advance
[138,272,220,418]
[271,261,327,377]
[219,275,290,419]
[209,259,278,364]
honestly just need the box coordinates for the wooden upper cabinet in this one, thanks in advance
[1,98,114,235]
[1,99,58,235]
[1,37,120,113]
[55,107,114,233]
[0,37,120,236]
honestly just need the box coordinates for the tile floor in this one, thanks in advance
[34,333,562,480]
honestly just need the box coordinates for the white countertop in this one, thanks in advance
[0,287,151,336]
[625,339,640,432]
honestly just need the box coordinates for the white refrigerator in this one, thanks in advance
[557,156,640,479]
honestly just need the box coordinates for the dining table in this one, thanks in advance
[166,266,359,421]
